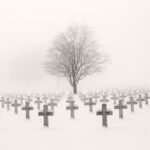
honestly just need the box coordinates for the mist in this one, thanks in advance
[0,0,150,92]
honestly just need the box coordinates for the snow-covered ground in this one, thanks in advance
[0,95,150,150]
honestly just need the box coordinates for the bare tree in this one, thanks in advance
[44,25,108,94]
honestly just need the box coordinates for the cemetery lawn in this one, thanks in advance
[0,95,150,150]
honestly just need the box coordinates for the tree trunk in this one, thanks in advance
[73,82,77,94]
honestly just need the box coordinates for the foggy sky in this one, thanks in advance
[0,0,150,92]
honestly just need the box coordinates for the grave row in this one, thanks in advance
[0,93,62,127]
[0,89,149,127]
[78,89,150,127]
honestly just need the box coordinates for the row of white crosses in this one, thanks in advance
[0,93,63,127]
[0,89,149,128]
[78,89,150,127]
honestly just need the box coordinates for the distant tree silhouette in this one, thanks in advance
[44,25,108,94]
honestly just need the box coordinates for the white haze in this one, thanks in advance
[0,0,150,92]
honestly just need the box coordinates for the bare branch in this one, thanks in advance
[44,25,109,93]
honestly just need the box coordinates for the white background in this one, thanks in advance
[0,0,150,92]
[0,1,150,150]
